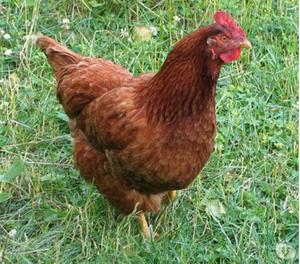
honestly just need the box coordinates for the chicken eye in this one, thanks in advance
[221,35,228,42]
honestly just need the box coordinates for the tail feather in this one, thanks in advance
[37,35,132,118]
[37,36,82,78]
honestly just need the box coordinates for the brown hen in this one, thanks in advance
[37,11,251,237]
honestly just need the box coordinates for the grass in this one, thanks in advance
[0,0,298,263]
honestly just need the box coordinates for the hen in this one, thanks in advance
[37,11,251,237]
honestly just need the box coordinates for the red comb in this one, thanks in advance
[213,11,245,37]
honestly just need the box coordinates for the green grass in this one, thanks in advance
[0,0,298,263]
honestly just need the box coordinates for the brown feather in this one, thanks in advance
[38,16,246,215]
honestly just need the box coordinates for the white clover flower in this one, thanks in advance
[3,33,10,40]
[149,26,158,36]
[173,15,181,24]
[23,34,37,42]
[0,28,5,35]
[25,20,31,27]
[62,18,70,24]
[120,28,129,38]
[0,79,4,85]
[4,49,12,56]
[8,229,17,238]
[61,18,70,30]
[276,243,296,260]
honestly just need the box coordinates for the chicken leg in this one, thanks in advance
[167,190,176,202]
[137,212,150,238]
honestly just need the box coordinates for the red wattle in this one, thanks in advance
[219,48,242,63]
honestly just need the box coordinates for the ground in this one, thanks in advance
[0,1,298,263]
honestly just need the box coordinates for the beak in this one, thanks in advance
[239,39,252,49]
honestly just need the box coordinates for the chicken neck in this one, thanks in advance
[137,27,224,124]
